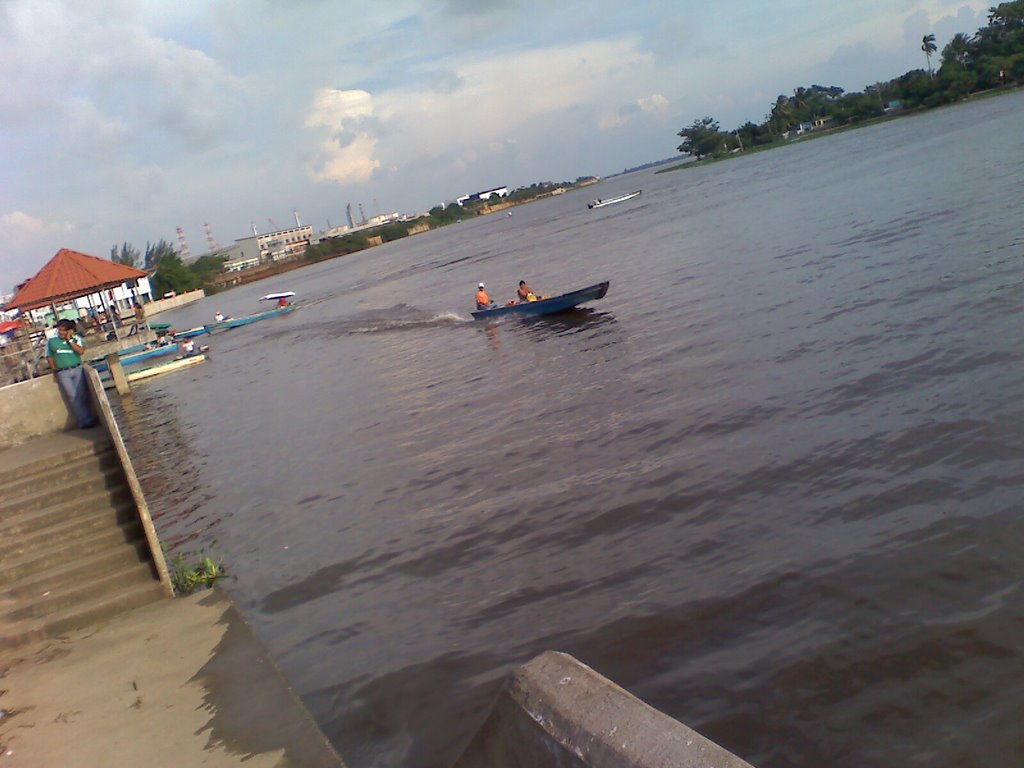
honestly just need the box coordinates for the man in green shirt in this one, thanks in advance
[46,319,96,429]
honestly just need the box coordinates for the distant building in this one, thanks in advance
[456,186,509,206]
[228,224,314,268]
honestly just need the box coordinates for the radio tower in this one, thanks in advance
[204,222,220,252]
[176,226,192,261]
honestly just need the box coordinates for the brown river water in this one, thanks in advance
[115,91,1024,767]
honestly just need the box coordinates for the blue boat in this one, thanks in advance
[92,343,180,372]
[205,304,296,333]
[171,326,211,340]
[472,281,610,320]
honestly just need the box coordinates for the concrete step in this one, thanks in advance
[0,560,158,623]
[0,533,151,588]
[0,446,119,500]
[0,579,167,651]
[0,437,112,488]
[0,498,139,561]
[0,464,127,518]
[0,484,133,538]
[0,542,154,599]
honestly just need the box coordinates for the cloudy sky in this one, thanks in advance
[0,0,992,294]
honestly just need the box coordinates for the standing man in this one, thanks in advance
[47,319,97,429]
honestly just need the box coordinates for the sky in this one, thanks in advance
[0,0,994,295]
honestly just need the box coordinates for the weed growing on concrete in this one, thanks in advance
[170,549,224,595]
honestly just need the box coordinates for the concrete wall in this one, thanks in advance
[144,289,205,316]
[0,375,74,449]
[453,652,754,768]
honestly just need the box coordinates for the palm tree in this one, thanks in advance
[941,32,975,69]
[922,33,937,76]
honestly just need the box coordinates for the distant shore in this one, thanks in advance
[659,83,1022,175]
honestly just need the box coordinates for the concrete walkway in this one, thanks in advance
[0,587,346,767]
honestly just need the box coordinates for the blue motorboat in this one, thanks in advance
[472,281,609,320]
[171,326,211,340]
[92,343,180,372]
[205,303,296,332]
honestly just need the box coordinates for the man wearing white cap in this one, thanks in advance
[475,282,495,310]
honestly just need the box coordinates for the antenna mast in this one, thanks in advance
[204,222,220,251]
[176,227,192,261]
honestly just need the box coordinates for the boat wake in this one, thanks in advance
[263,305,472,340]
[336,308,470,334]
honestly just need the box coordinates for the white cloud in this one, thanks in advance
[1,211,47,236]
[638,93,669,113]
[597,112,630,130]
[1,211,74,237]
[305,89,381,184]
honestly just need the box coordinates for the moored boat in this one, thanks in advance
[126,353,208,383]
[92,343,180,372]
[171,326,210,340]
[472,281,610,320]
[588,190,641,209]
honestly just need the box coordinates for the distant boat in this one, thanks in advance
[588,190,641,209]
[472,281,610,320]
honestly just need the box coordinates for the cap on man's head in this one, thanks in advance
[478,282,485,289]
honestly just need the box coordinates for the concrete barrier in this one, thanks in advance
[453,651,754,768]
[85,365,173,594]
[0,376,75,449]
[144,289,205,316]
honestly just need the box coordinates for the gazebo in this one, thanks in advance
[1,249,154,383]
[5,248,150,337]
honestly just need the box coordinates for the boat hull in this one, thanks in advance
[205,304,295,332]
[92,343,179,372]
[471,281,610,320]
[126,353,207,382]
[588,190,641,209]
[171,326,211,340]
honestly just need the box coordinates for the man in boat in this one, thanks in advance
[517,280,537,303]
[277,296,289,308]
[214,311,225,322]
[476,283,495,310]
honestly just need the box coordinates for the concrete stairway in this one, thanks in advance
[0,432,166,650]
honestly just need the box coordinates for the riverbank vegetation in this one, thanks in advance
[675,2,1024,162]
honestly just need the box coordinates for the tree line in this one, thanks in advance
[678,1,1024,160]
[110,240,225,297]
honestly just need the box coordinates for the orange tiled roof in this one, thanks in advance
[6,248,148,311]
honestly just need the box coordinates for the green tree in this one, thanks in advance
[188,254,227,284]
[110,242,140,267]
[941,32,976,69]
[677,117,733,159]
[144,239,177,271]
[922,33,938,75]
[152,254,199,296]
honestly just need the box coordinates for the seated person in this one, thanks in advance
[517,280,537,302]
[476,283,495,310]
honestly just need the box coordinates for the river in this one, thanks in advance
[117,90,1024,768]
